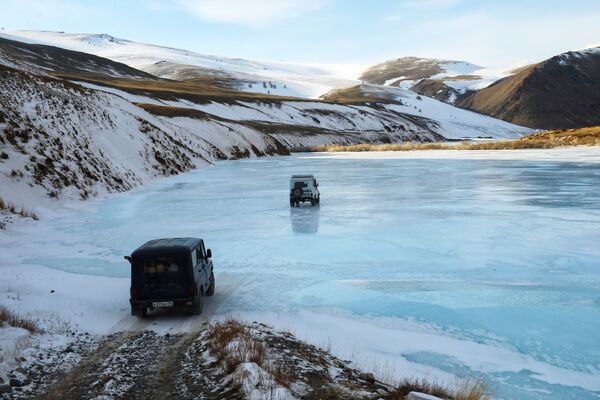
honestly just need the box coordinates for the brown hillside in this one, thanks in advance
[458,49,600,129]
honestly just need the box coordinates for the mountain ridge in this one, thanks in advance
[457,46,600,129]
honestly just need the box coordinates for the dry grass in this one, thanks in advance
[209,320,267,374]
[208,320,493,399]
[0,196,39,220]
[299,126,600,153]
[59,73,305,104]
[385,376,492,400]
[320,85,393,104]
[207,319,292,386]
[267,361,294,389]
[0,305,42,334]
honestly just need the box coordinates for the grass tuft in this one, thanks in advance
[0,196,39,220]
[385,376,492,400]
[208,319,268,373]
[0,305,43,334]
[207,319,294,386]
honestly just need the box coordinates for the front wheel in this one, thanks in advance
[206,272,215,296]
[316,196,320,204]
[310,198,315,206]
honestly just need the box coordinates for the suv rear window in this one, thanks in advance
[142,254,187,284]
[293,181,308,189]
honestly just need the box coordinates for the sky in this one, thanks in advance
[1,0,600,69]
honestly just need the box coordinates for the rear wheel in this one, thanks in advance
[310,198,315,206]
[133,307,147,319]
[290,199,295,207]
[190,295,203,315]
[206,272,215,296]
[316,195,320,204]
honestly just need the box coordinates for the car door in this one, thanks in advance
[198,241,209,292]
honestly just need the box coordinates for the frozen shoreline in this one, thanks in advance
[309,146,600,163]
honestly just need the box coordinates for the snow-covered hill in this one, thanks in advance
[321,84,532,139]
[458,45,600,129]
[359,57,514,104]
[0,30,360,99]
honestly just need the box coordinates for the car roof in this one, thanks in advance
[131,237,202,256]
[291,174,315,179]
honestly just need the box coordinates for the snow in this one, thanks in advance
[2,148,600,399]
[407,392,445,400]
[349,84,531,139]
[0,30,359,99]
[74,80,530,144]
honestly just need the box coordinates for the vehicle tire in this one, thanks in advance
[133,307,147,319]
[190,296,203,315]
[206,272,215,296]
[310,198,315,206]
[290,199,295,207]
[292,189,302,198]
[316,195,320,205]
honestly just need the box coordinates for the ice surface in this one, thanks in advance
[1,151,600,399]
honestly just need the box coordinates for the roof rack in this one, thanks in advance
[291,174,315,178]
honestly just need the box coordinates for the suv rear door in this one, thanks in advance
[140,253,188,299]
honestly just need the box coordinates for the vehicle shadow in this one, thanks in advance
[290,205,320,234]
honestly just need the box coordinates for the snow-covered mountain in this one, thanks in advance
[458,46,600,129]
[0,30,359,99]
[359,56,513,104]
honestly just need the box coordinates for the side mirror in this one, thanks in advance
[206,249,212,259]
[124,255,132,264]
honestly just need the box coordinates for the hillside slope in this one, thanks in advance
[357,56,509,104]
[0,37,154,79]
[0,30,358,99]
[458,47,600,129]
[321,84,532,139]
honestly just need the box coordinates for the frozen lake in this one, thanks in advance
[6,151,600,399]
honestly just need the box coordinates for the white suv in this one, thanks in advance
[290,175,320,207]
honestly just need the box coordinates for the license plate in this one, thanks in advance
[152,301,174,308]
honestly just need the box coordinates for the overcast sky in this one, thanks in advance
[1,0,600,69]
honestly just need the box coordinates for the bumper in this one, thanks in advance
[290,196,314,201]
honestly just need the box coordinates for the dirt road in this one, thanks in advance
[14,273,246,400]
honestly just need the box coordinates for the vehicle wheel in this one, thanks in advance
[206,272,215,296]
[133,307,147,319]
[292,189,302,198]
[310,198,315,206]
[290,199,294,207]
[316,196,320,204]
[190,296,203,315]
